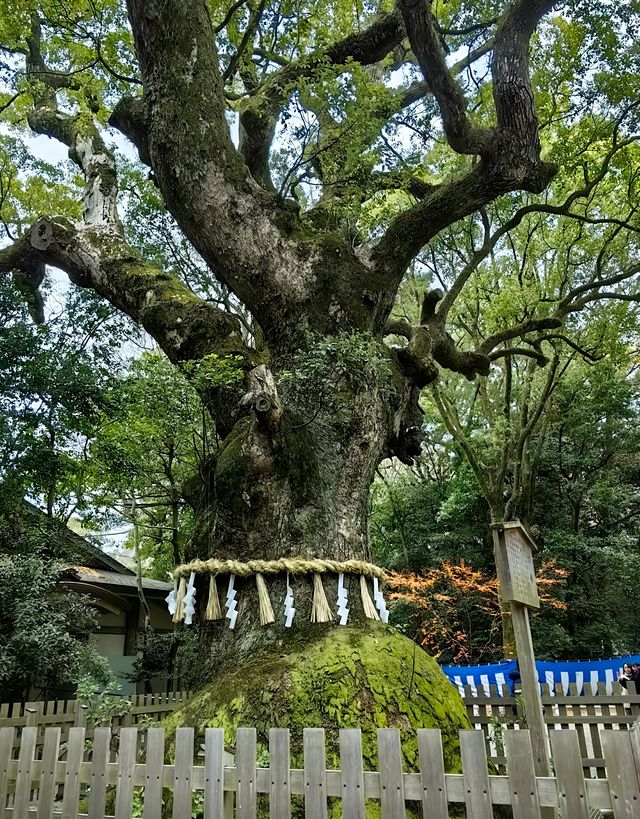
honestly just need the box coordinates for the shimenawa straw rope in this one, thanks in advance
[173,557,387,580]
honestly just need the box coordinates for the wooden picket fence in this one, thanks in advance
[4,684,640,780]
[2,722,640,817]
[0,693,192,754]
[462,683,640,778]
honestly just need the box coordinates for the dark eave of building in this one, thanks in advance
[22,500,135,575]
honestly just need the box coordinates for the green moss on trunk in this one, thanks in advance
[164,624,470,773]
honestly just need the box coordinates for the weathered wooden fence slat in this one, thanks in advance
[377,728,405,818]
[172,726,194,819]
[236,727,257,819]
[0,727,15,812]
[270,728,291,819]
[601,730,640,819]
[339,728,365,819]
[12,726,36,817]
[143,727,165,819]
[549,729,590,819]
[504,728,541,819]
[87,726,109,819]
[60,726,85,819]
[416,728,448,819]
[204,727,225,819]
[303,728,327,819]
[37,725,61,819]
[460,729,494,819]
[3,723,640,817]
[114,727,137,819]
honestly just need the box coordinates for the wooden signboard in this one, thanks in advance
[496,521,540,609]
[493,520,550,790]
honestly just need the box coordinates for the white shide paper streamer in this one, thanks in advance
[373,577,389,623]
[336,572,349,625]
[284,572,295,628]
[183,571,197,625]
[225,573,238,630]
[165,579,178,616]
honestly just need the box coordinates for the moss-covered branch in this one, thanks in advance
[0,217,254,369]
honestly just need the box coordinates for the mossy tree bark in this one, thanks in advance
[1,0,560,677]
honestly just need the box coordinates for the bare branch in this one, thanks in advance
[489,347,549,366]
[109,96,150,166]
[235,8,405,187]
[480,317,562,354]
[437,133,640,320]
[223,0,267,82]
[560,261,640,313]
[215,0,248,33]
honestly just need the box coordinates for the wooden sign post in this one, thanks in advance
[493,521,551,781]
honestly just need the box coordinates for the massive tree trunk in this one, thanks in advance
[192,341,414,666]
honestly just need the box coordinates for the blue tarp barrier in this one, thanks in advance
[441,656,640,696]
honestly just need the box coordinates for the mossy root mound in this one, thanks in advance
[164,624,470,772]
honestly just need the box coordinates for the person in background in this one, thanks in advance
[508,661,521,696]
[618,663,640,692]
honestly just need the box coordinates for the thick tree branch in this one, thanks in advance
[384,318,413,340]
[390,289,491,383]
[397,0,492,155]
[23,16,118,228]
[109,96,150,166]
[124,0,327,330]
[28,108,119,227]
[0,219,252,368]
[489,347,549,367]
[13,16,257,429]
[399,38,495,108]
[371,0,558,317]
[492,0,557,141]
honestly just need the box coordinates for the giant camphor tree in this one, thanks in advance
[1,0,640,761]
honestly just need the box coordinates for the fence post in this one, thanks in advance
[629,720,640,785]
[25,707,38,728]
[73,704,87,729]
[24,701,42,728]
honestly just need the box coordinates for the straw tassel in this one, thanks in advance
[255,573,275,625]
[204,575,223,620]
[173,576,187,623]
[311,573,334,623]
[360,575,380,620]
